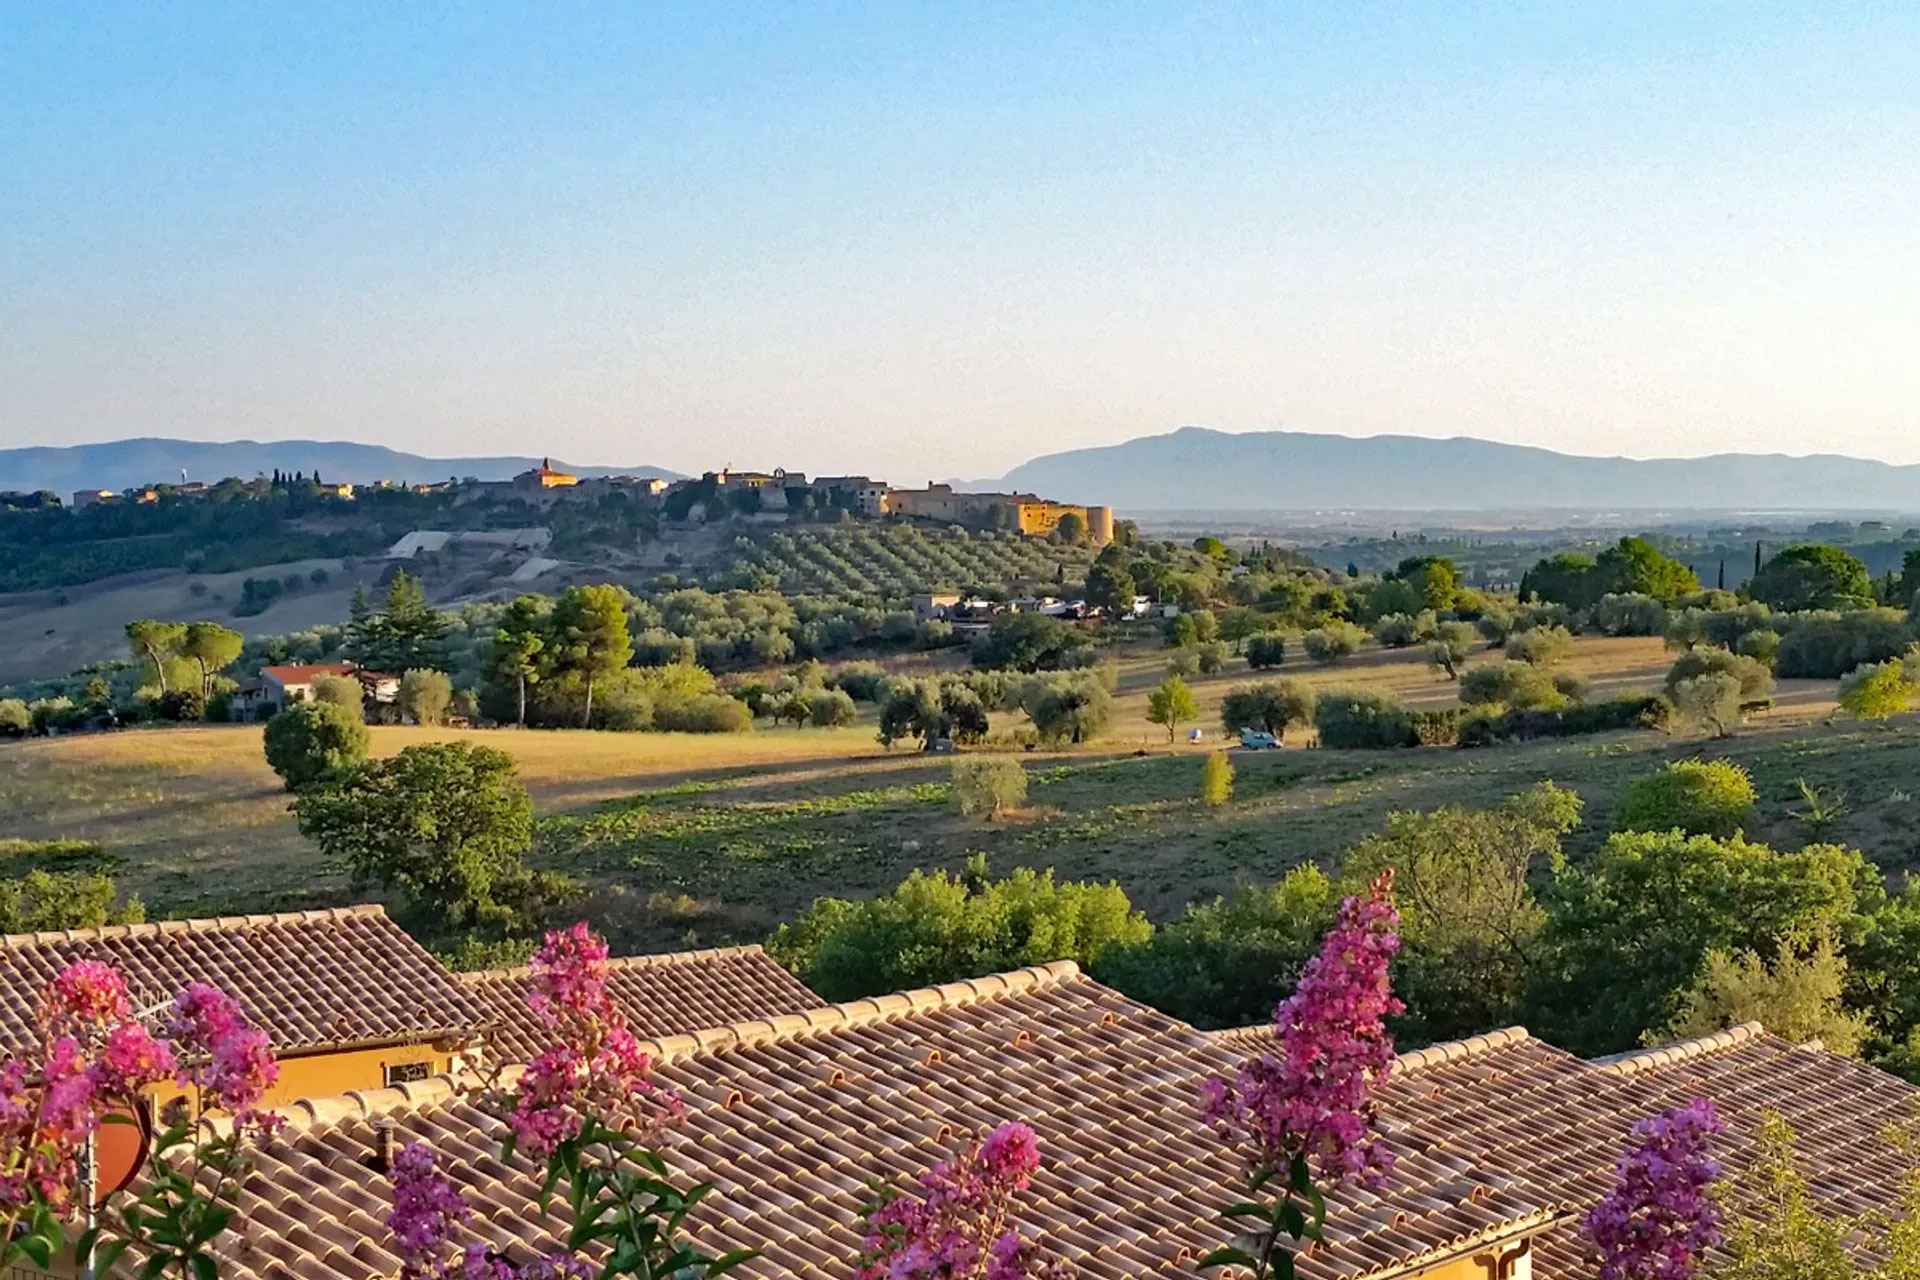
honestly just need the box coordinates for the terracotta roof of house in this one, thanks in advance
[0,906,486,1059]
[257,663,357,683]
[180,963,1920,1280]
[458,945,826,1061]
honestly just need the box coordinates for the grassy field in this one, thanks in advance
[1,634,1898,953]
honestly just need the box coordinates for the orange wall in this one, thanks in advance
[145,1041,454,1116]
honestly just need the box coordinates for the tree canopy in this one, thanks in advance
[1748,543,1874,612]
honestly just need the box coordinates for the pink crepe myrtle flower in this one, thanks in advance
[388,1142,472,1277]
[1583,1099,1725,1280]
[493,925,683,1163]
[860,1122,1073,1280]
[40,960,131,1036]
[526,922,613,1027]
[387,1139,598,1280]
[91,1021,177,1097]
[1201,870,1404,1190]
[169,982,281,1121]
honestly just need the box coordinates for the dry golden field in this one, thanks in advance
[0,633,1883,950]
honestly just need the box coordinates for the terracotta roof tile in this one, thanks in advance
[0,905,483,1058]
[194,973,1920,1280]
[458,945,824,1060]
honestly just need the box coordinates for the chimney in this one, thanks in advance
[372,1118,396,1172]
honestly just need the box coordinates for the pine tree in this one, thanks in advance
[379,570,449,672]
[345,584,379,665]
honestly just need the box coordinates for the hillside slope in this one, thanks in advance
[1001,427,1920,512]
[0,438,682,495]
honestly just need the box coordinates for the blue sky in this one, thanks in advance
[3,3,1917,478]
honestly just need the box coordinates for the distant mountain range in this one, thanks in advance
[0,438,683,495]
[1001,427,1920,512]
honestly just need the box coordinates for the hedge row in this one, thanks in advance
[1313,692,1666,750]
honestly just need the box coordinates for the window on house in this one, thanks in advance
[384,1061,432,1086]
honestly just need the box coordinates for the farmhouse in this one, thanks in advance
[180,961,1915,1280]
[230,662,401,719]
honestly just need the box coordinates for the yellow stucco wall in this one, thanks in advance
[144,1041,454,1116]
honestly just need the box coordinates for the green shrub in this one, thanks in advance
[1371,613,1421,647]
[1504,624,1574,666]
[262,700,370,791]
[1775,608,1911,679]
[1245,633,1287,670]
[0,698,29,737]
[1314,688,1417,749]
[1455,695,1666,747]
[1596,593,1667,636]
[1196,641,1228,675]
[769,856,1152,1001]
[808,688,859,727]
[1665,646,1774,703]
[1411,708,1466,746]
[952,756,1028,818]
[831,661,888,701]
[1302,621,1366,665]
[309,673,363,710]
[1200,752,1233,806]
[1022,678,1113,746]
[1094,866,1336,1029]
[1615,760,1758,837]
[1219,680,1316,740]
[1672,672,1744,738]
[653,693,753,733]
[1460,661,1562,709]
[154,688,207,722]
[398,668,453,725]
[0,870,144,932]
[1839,661,1915,721]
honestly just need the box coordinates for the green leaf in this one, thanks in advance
[95,1241,133,1276]
[1280,1203,1306,1239]
[190,1252,219,1280]
[16,1235,52,1267]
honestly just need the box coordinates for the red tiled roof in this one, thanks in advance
[458,945,826,1061]
[187,965,1920,1280]
[0,906,485,1059]
[257,663,356,683]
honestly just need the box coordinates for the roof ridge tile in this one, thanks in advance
[1212,1025,1534,1074]
[454,943,771,983]
[1591,1021,1765,1075]
[0,902,386,950]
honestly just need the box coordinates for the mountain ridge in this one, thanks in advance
[0,438,683,496]
[1000,427,1920,512]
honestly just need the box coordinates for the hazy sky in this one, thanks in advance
[4,3,1918,480]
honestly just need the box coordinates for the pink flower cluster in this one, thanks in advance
[386,1139,590,1280]
[1200,871,1404,1189]
[859,1122,1074,1280]
[2,963,272,1222]
[525,922,613,1026]
[169,982,282,1132]
[1582,1099,1725,1280]
[496,925,682,1163]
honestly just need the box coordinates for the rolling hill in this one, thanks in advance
[0,438,682,496]
[1001,427,1920,512]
